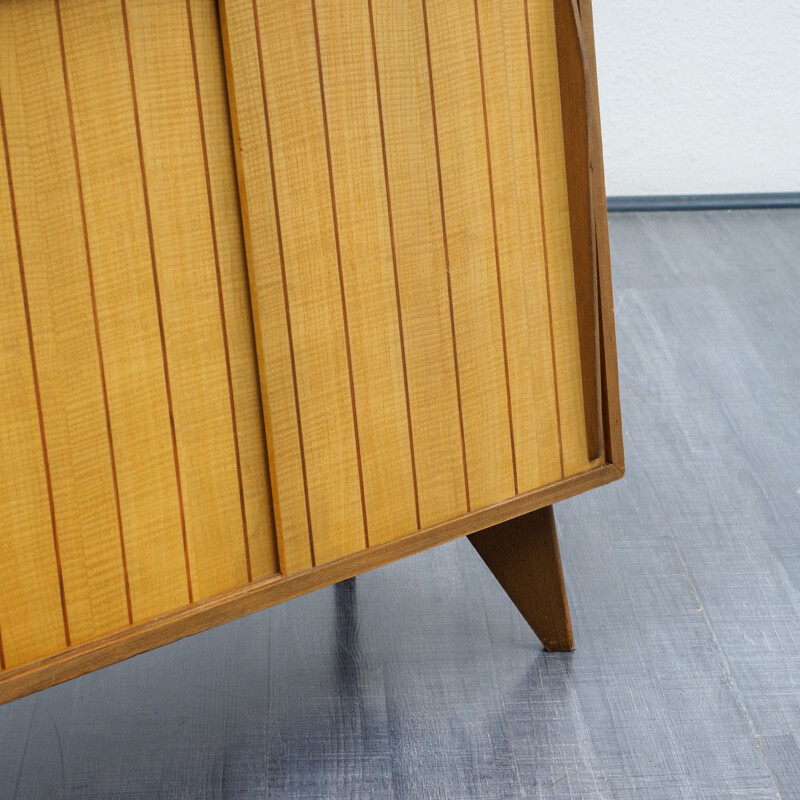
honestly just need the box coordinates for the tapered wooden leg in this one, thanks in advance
[468,505,574,651]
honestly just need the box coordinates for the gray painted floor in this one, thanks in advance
[2,208,800,799]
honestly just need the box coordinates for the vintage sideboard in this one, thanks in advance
[0,0,622,705]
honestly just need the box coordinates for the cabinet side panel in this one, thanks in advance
[577,0,624,468]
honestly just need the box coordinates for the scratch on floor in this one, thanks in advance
[11,699,36,800]
[43,703,65,787]
[546,773,568,790]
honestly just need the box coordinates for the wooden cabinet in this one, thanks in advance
[0,0,622,705]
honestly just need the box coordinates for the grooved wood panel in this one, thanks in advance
[0,0,278,674]
[221,0,596,574]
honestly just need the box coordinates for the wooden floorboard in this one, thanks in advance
[2,209,800,798]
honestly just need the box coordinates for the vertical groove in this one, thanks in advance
[421,0,471,511]
[0,85,71,646]
[185,0,252,582]
[368,0,421,530]
[56,0,134,625]
[0,620,5,670]
[251,0,316,566]
[121,0,194,602]
[524,0,565,478]
[311,0,370,547]
[473,0,519,494]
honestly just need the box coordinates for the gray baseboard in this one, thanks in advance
[607,193,800,212]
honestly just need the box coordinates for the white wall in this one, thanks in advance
[593,0,800,196]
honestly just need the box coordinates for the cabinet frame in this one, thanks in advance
[0,0,622,706]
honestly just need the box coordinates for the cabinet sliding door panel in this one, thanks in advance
[0,0,277,675]
[221,0,599,573]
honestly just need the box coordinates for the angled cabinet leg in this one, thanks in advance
[468,505,574,651]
